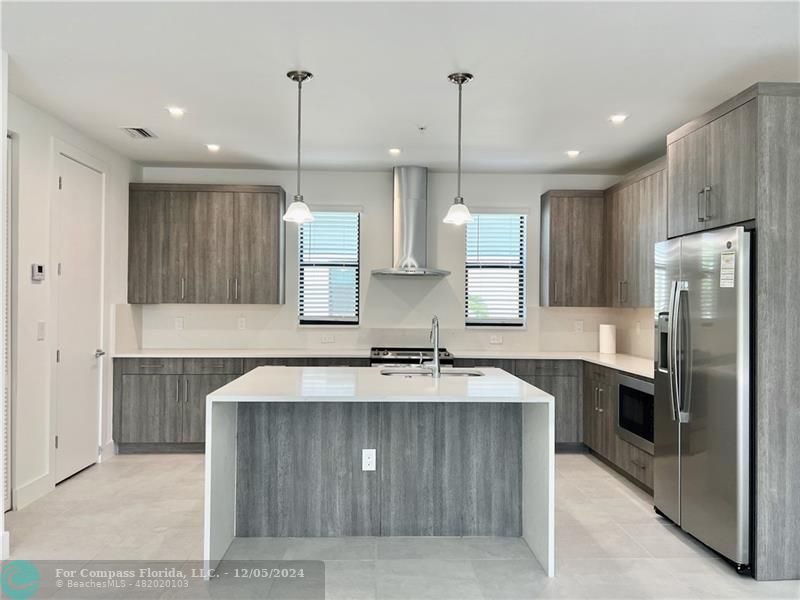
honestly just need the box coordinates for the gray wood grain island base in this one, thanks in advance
[204,366,555,578]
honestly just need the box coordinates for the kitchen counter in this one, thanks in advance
[204,366,555,578]
[208,365,554,404]
[115,348,654,379]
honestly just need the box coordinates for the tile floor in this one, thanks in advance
[7,452,800,599]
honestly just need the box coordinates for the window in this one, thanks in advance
[299,211,360,324]
[465,213,527,327]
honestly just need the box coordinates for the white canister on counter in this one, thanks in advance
[599,324,617,355]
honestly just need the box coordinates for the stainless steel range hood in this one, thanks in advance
[372,166,450,277]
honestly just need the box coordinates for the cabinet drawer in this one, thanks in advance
[118,358,183,374]
[182,358,243,374]
[514,359,580,377]
[615,437,653,489]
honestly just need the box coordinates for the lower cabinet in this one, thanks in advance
[118,374,182,443]
[514,360,582,446]
[181,374,240,442]
[614,437,654,489]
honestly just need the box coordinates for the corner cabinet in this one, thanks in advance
[667,98,756,238]
[539,190,606,307]
[128,184,285,304]
[604,158,667,307]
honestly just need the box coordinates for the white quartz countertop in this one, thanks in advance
[114,348,653,379]
[208,366,554,404]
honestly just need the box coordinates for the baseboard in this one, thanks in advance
[555,442,589,454]
[98,440,115,462]
[117,442,205,454]
[14,472,54,510]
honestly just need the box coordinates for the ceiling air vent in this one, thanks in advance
[120,127,157,139]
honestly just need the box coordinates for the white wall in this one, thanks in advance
[8,94,141,507]
[135,166,651,356]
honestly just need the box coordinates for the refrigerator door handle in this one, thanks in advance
[674,281,691,423]
[667,281,680,422]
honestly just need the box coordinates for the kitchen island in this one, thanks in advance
[203,366,555,576]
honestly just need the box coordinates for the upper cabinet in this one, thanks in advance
[540,190,606,307]
[605,159,667,308]
[667,98,756,238]
[128,184,285,304]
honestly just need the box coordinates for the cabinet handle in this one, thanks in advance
[234,278,239,301]
[227,278,231,300]
[180,277,185,300]
[598,388,604,413]
[184,378,188,403]
[702,185,711,221]
[140,363,164,369]
[175,378,180,404]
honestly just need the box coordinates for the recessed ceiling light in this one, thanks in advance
[206,144,220,152]
[566,150,581,158]
[388,148,402,156]
[609,114,628,125]
[166,106,186,119]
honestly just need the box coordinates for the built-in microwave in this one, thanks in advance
[616,373,654,454]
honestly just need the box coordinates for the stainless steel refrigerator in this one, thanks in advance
[653,225,751,569]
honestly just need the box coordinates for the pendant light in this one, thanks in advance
[443,72,474,225]
[283,70,315,224]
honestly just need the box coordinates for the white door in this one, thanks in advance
[54,153,103,483]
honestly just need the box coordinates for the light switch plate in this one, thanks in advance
[36,321,46,341]
[174,317,184,331]
[362,448,376,471]
[237,317,247,330]
[489,335,503,345]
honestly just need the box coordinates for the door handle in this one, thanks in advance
[671,280,691,423]
[667,281,679,422]
[94,349,106,358]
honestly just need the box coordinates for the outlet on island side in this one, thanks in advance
[362,448,376,471]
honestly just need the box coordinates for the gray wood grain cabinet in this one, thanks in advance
[114,357,244,452]
[604,158,667,308]
[515,360,582,446]
[128,184,286,304]
[540,190,606,307]
[667,99,756,238]
[582,363,615,462]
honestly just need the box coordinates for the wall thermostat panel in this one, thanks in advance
[31,263,45,282]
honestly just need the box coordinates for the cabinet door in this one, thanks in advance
[595,378,616,462]
[632,170,667,307]
[182,374,239,443]
[162,191,191,303]
[188,191,236,303]
[128,190,166,304]
[604,190,622,307]
[582,366,597,450]
[706,99,757,229]
[543,195,605,306]
[667,127,708,238]
[119,374,181,443]
[517,361,582,444]
[235,191,284,304]
[621,183,641,308]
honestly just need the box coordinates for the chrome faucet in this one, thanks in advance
[430,315,441,378]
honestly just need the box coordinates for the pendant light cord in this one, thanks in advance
[457,80,462,201]
[296,78,303,199]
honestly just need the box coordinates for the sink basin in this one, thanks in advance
[379,367,484,377]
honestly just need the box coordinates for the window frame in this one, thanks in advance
[464,212,528,328]
[297,211,361,326]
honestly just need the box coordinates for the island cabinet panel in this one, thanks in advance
[514,360,582,446]
[235,402,381,537]
[380,403,522,537]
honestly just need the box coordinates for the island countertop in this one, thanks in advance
[208,366,554,404]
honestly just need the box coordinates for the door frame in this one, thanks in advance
[48,138,107,487]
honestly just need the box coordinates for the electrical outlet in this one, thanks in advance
[574,320,584,333]
[321,334,335,344]
[489,335,503,345]
[237,317,247,330]
[362,448,376,471]
[174,317,184,331]
[36,321,46,341]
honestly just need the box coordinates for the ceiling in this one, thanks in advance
[3,2,799,173]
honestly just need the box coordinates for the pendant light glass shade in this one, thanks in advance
[283,195,314,223]
[443,199,473,225]
[283,70,314,224]
[444,72,474,225]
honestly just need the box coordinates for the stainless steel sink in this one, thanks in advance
[379,367,484,377]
